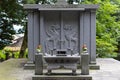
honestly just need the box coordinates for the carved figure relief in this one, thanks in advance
[64,25,77,54]
[45,25,60,55]
[45,24,78,55]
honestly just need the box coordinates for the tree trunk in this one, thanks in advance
[19,26,27,58]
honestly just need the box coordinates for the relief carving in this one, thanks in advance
[45,24,78,55]
[64,25,77,53]
[45,25,60,55]
[64,25,72,30]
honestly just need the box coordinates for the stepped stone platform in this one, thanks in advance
[33,69,92,80]
[0,58,120,80]
[33,75,92,80]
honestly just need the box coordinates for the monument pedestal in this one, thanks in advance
[89,61,100,70]
[24,62,100,70]
[32,75,92,80]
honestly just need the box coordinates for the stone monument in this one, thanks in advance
[24,0,99,79]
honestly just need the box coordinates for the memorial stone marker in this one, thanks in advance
[24,0,99,73]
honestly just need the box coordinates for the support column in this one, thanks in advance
[80,12,84,53]
[90,10,96,64]
[40,12,45,52]
[28,10,34,62]
[33,11,40,61]
[83,11,90,55]
[24,10,35,69]
[89,10,100,70]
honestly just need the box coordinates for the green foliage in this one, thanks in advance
[14,51,20,58]
[96,0,120,57]
[0,0,26,49]
[83,0,120,57]
[23,48,28,58]
[96,39,117,58]
[14,49,28,58]
[0,50,5,60]
[0,48,28,60]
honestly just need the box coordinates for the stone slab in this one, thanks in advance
[32,75,92,80]
[1,58,120,80]
[24,61,35,70]
[24,63,100,70]
[89,64,100,70]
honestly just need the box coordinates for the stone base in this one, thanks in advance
[32,75,92,80]
[89,64,100,70]
[24,61,35,69]
[24,63,100,70]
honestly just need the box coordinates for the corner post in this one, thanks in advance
[90,10,97,64]
[35,53,43,75]
[81,52,89,75]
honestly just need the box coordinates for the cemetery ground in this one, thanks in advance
[0,58,120,80]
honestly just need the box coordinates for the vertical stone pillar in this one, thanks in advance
[24,10,35,69]
[28,10,34,62]
[90,10,97,64]
[80,12,84,54]
[81,53,89,75]
[35,53,43,75]
[33,11,40,61]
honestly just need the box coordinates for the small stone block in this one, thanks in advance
[89,64,100,70]
[35,53,43,75]
[81,53,89,75]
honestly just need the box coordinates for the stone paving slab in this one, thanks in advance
[0,58,120,80]
[91,58,120,80]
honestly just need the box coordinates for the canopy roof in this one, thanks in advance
[24,4,99,11]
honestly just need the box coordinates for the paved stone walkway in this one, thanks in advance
[0,58,120,80]
[91,58,120,80]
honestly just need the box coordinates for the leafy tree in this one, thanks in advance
[83,0,120,57]
[0,0,25,49]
